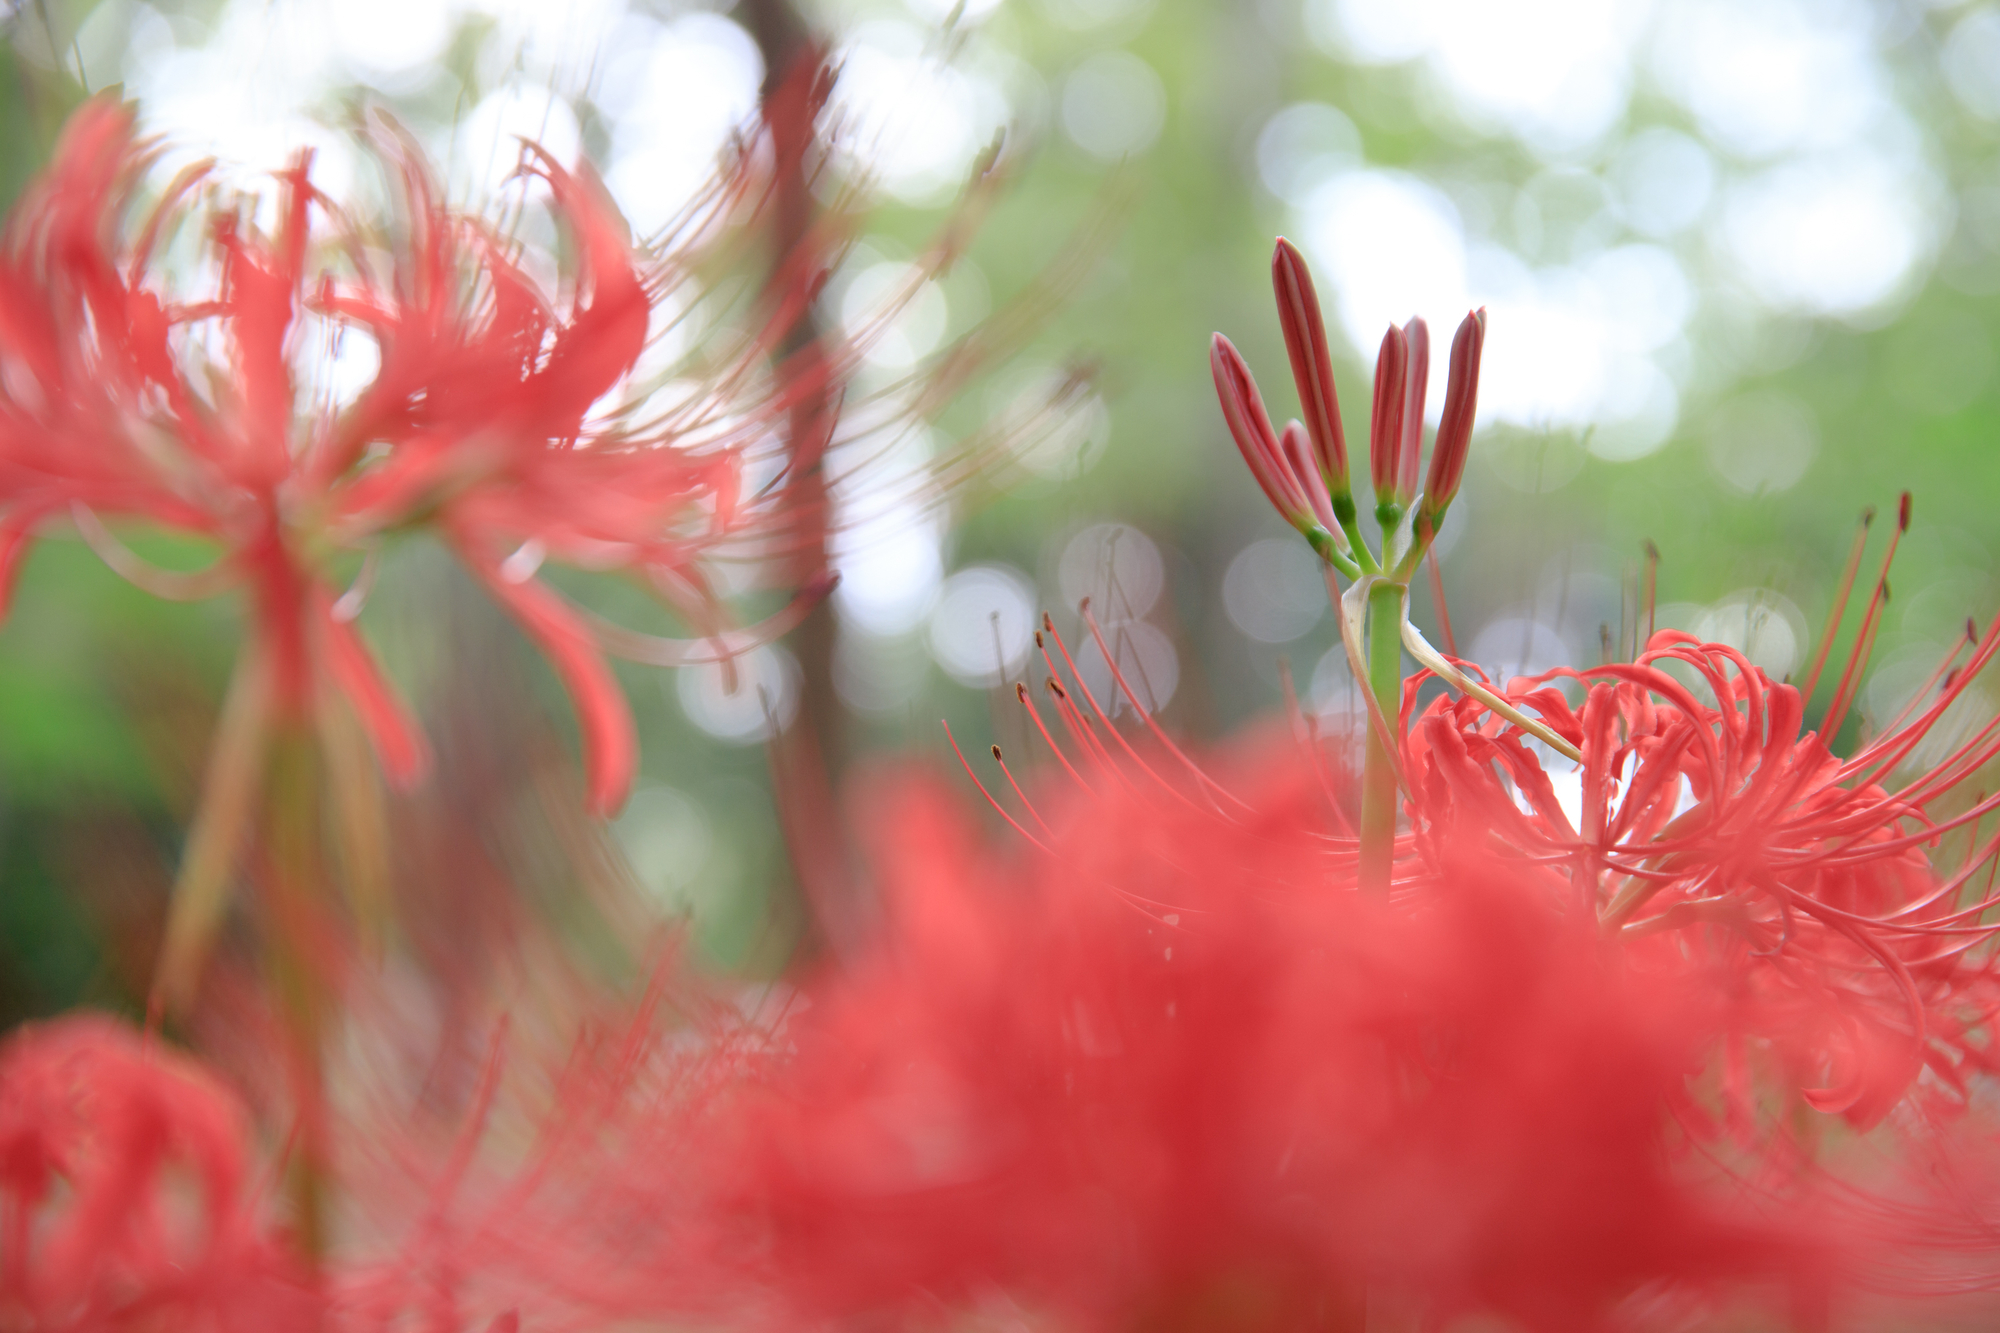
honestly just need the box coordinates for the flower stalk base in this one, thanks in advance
[1359,582,1405,893]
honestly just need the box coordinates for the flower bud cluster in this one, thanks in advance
[1210,238,1483,584]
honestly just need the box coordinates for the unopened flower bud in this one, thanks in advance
[1211,333,1310,531]
[1369,323,1409,516]
[1271,238,1349,504]
[1419,308,1485,538]
[1396,317,1429,501]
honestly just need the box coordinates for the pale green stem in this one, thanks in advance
[1358,581,1405,893]
[266,729,330,1266]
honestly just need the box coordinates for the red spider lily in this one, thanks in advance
[0,99,785,814]
[0,1015,311,1330]
[0,98,867,1006]
[997,595,2000,1147]
[1401,613,2000,1134]
[712,747,1840,1333]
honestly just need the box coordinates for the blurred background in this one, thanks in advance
[3,0,1998,1018]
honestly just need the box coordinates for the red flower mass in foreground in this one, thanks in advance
[718,749,1837,1332]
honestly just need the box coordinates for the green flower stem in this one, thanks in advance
[265,728,330,1266]
[1358,580,1405,893]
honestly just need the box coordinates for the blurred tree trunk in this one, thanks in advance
[742,0,869,963]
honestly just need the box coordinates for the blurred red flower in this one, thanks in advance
[0,99,801,812]
[0,1015,310,1330]
[711,746,1836,1332]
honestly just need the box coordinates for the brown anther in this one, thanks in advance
[991,744,1003,761]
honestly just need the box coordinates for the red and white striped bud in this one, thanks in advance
[1369,324,1408,511]
[1211,333,1311,530]
[1272,238,1349,504]
[1419,308,1486,537]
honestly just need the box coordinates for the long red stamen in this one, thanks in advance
[1642,540,1659,647]
[991,743,1052,837]
[943,720,1048,851]
[1036,644,1126,786]
[1080,600,1250,815]
[1799,505,1877,702]
[1016,681,1094,793]
[1816,492,1904,736]
[1823,577,1890,745]
[1040,612,1204,812]
[1838,606,2000,786]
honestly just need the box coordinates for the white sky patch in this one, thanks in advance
[1650,0,1887,160]
[331,0,454,85]
[1290,0,1948,446]
[444,79,583,206]
[1075,619,1179,716]
[906,0,1007,21]
[1222,539,1325,644]
[832,500,946,637]
[829,423,946,638]
[1057,523,1164,623]
[121,0,357,193]
[1468,617,1570,684]
[1299,170,1690,457]
[1696,591,1807,680]
[1718,150,1943,317]
[461,0,631,95]
[831,22,1008,204]
[1060,50,1167,159]
[676,645,800,743]
[1256,102,1363,205]
[840,261,951,371]
[1944,8,2000,120]
[1310,0,1651,155]
[1610,129,1717,239]
[928,564,1038,687]
[602,13,764,237]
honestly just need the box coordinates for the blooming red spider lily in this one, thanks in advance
[0,1015,311,1328]
[0,100,842,812]
[951,501,2000,1147]
[0,92,1065,1006]
[1403,605,2000,1131]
